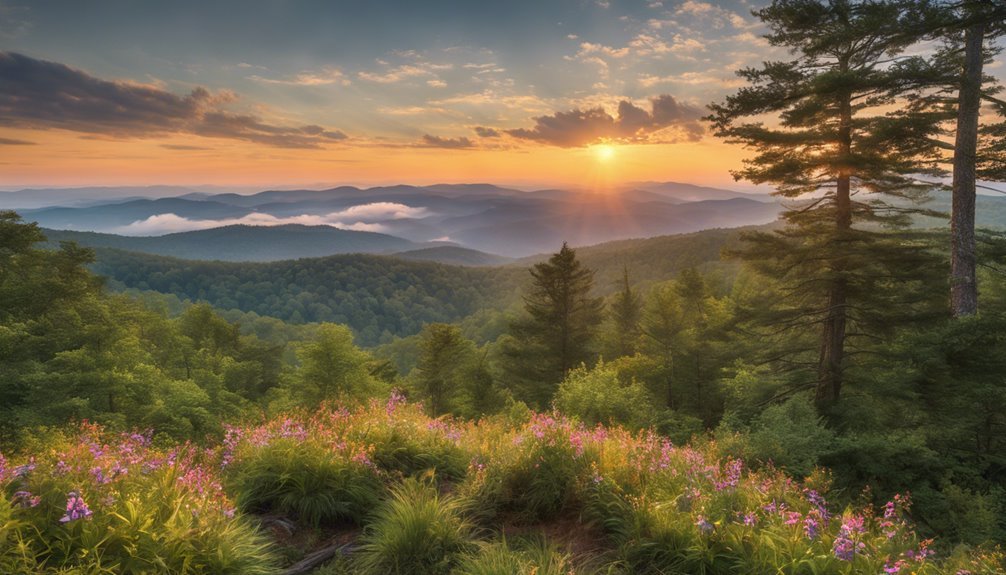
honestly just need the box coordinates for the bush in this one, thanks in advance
[461,413,596,523]
[226,438,382,526]
[719,394,834,477]
[453,536,576,575]
[355,476,475,575]
[554,362,657,431]
[0,424,278,574]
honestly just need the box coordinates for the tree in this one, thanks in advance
[607,266,642,358]
[913,0,1006,316]
[502,243,604,407]
[413,323,468,416]
[284,323,381,407]
[708,0,947,409]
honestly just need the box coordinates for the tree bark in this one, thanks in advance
[951,20,985,318]
[817,82,853,409]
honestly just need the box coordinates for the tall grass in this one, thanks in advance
[355,475,475,575]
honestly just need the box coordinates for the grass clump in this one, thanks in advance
[355,475,475,575]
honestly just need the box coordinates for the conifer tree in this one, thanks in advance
[413,323,468,416]
[502,243,604,407]
[708,0,947,409]
[909,0,1006,316]
[609,266,642,357]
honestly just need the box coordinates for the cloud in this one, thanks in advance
[0,136,35,145]
[421,134,474,148]
[247,67,350,86]
[474,126,500,138]
[116,202,431,235]
[0,52,347,148]
[358,61,452,83]
[160,143,212,150]
[505,94,703,147]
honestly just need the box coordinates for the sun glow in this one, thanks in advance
[593,144,616,162]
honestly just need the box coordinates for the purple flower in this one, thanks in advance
[695,515,714,535]
[803,515,819,539]
[59,491,93,524]
[12,491,40,508]
[884,560,906,574]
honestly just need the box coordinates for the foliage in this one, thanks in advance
[502,243,605,408]
[89,247,525,346]
[453,536,577,575]
[708,0,948,408]
[0,424,278,574]
[554,361,657,431]
[354,476,475,575]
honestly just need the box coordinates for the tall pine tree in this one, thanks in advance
[502,243,604,407]
[906,0,1006,316]
[708,0,947,409]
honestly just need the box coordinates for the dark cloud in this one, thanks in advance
[421,134,474,148]
[474,126,500,138]
[0,52,347,149]
[505,94,703,147]
[0,136,35,145]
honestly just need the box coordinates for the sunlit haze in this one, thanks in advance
[0,0,818,190]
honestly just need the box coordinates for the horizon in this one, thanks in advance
[0,0,843,189]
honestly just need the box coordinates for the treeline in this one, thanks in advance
[89,248,526,346]
[82,227,746,346]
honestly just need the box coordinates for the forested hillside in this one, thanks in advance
[42,224,423,261]
[83,227,747,345]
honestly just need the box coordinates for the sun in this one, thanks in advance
[593,144,616,162]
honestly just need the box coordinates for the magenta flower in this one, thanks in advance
[12,491,41,508]
[60,491,93,524]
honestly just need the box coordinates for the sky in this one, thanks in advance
[0,0,999,191]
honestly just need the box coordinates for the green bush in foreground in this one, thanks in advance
[355,476,475,575]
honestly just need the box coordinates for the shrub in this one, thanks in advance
[226,438,382,526]
[354,476,475,575]
[554,362,657,431]
[0,424,278,574]
[453,536,577,575]
[460,413,597,523]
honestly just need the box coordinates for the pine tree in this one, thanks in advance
[609,266,642,358]
[502,242,604,407]
[413,323,468,416]
[708,0,947,409]
[908,0,1006,317]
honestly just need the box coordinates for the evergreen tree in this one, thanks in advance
[609,266,642,358]
[708,0,947,409]
[907,0,1006,316]
[502,243,604,407]
[413,323,468,416]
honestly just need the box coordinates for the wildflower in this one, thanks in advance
[13,461,35,478]
[60,491,93,524]
[832,513,866,561]
[695,515,714,535]
[715,459,743,491]
[883,559,906,574]
[742,512,757,526]
[12,491,40,508]
[804,514,820,539]
[386,389,407,415]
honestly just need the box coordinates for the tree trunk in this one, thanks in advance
[817,83,853,408]
[951,21,985,318]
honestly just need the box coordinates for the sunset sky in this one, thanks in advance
[0,0,1000,191]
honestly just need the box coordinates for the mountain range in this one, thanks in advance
[7,182,781,258]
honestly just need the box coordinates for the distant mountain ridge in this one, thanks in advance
[42,224,423,262]
[7,181,785,257]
